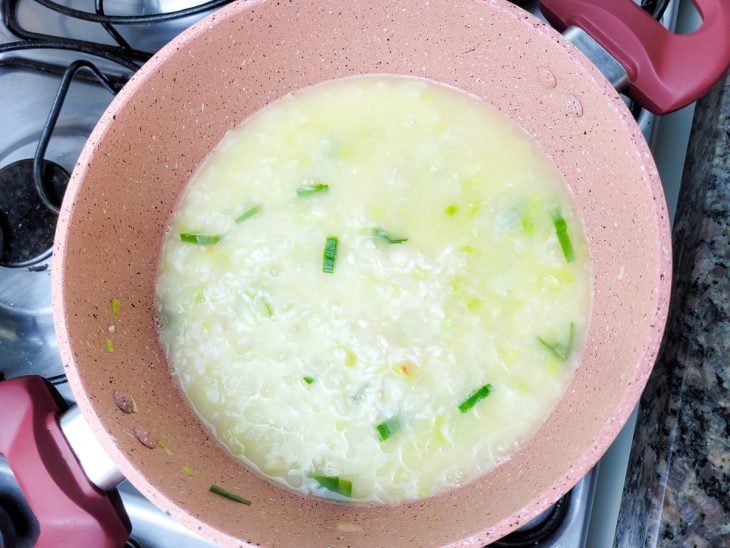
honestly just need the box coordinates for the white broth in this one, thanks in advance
[157,76,590,504]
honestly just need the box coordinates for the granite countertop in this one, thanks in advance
[615,73,729,547]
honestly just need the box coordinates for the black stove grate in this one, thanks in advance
[2,0,233,64]
[0,0,235,267]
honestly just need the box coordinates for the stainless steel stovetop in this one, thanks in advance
[0,1,694,546]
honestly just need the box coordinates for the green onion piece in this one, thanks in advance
[246,289,273,318]
[552,211,575,262]
[445,204,458,216]
[344,347,357,367]
[309,475,352,497]
[521,214,535,234]
[194,288,205,303]
[156,439,174,456]
[262,300,273,318]
[322,236,338,274]
[352,384,368,401]
[537,323,575,361]
[537,338,565,360]
[105,338,115,353]
[234,205,261,224]
[297,183,329,197]
[210,483,251,505]
[111,297,121,317]
[375,416,401,442]
[458,384,493,413]
[373,227,408,244]
[180,233,222,245]
[303,375,315,385]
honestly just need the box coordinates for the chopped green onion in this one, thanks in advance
[537,338,566,360]
[344,348,357,367]
[234,205,261,224]
[552,211,575,262]
[375,416,401,442]
[309,475,352,497]
[322,236,338,274]
[209,483,251,505]
[521,214,535,234]
[156,439,174,456]
[336,345,358,367]
[458,383,493,413]
[181,465,195,476]
[105,338,115,353]
[303,375,315,385]
[537,323,575,361]
[194,288,205,303]
[352,384,368,401]
[180,233,222,245]
[373,227,408,244]
[445,204,458,216]
[111,297,121,317]
[297,183,329,197]
[259,297,274,318]
[246,289,273,318]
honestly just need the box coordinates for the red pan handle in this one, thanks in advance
[0,376,130,547]
[539,0,730,114]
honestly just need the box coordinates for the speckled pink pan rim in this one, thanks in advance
[52,0,671,546]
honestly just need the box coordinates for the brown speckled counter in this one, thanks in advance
[615,73,729,547]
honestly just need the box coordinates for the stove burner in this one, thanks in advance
[489,492,571,546]
[0,159,68,266]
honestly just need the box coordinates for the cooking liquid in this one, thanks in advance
[156,75,590,503]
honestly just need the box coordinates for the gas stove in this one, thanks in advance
[0,0,695,546]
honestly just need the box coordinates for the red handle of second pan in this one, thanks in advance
[0,376,130,547]
[540,0,730,114]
